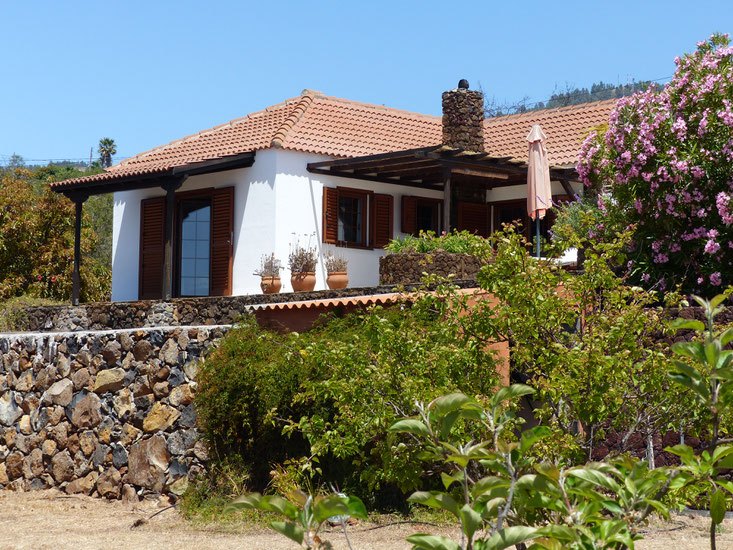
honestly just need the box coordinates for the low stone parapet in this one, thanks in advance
[379,252,482,285]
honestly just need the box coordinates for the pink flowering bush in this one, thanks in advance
[577,34,733,293]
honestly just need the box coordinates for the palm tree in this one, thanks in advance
[97,138,117,168]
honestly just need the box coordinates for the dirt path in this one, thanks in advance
[1,489,732,549]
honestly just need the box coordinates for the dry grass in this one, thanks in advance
[2,489,733,549]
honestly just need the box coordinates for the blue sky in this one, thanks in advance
[1,0,730,165]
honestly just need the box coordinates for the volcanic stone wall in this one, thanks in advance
[379,252,482,285]
[21,286,421,333]
[0,325,228,500]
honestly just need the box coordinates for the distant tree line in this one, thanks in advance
[483,80,651,118]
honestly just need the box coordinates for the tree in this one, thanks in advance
[97,137,117,168]
[577,34,733,293]
[0,168,110,301]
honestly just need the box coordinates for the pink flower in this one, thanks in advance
[710,272,722,286]
[36,275,42,281]
[705,239,721,254]
[51,277,56,283]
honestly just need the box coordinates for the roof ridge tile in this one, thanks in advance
[270,94,315,148]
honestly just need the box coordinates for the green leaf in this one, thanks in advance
[432,392,473,417]
[520,425,552,453]
[710,294,728,309]
[492,384,535,407]
[345,496,368,520]
[721,327,733,347]
[225,492,263,513]
[259,495,300,520]
[671,318,705,331]
[389,418,430,437]
[408,491,460,517]
[441,471,461,490]
[568,467,620,492]
[665,444,696,464]
[406,534,462,550]
[269,521,304,544]
[440,410,462,440]
[671,341,706,362]
[313,494,351,524]
[711,489,727,525]
[459,503,482,540]
[712,445,733,466]
[225,493,299,521]
[472,475,510,498]
[484,526,539,550]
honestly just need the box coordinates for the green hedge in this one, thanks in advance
[195,291,500,502]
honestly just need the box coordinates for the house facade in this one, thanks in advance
[52,85,614,303]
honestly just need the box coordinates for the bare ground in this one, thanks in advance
[2,489,733,549]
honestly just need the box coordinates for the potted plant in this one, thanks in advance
[325,252,348,289]
[288,237,318,292]
[254,254,282,294]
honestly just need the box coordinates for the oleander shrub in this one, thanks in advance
[576,34,733,293]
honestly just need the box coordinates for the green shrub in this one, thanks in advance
[195,289,500,503]
[385,230,492,258]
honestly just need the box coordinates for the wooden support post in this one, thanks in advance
[442,168,452,234]
[559,178,576,199]
[161,177,186,301]
[65,191,89,307]
[72,197,85,306]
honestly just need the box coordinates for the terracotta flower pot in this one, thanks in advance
[260,276,282,294]
[291,272,316,292]
[326,271,348,290]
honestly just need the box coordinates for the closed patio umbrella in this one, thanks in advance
[526,124,552,258]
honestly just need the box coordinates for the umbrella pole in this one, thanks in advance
[535,211,541,258]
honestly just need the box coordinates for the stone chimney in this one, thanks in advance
[442,79,485,152]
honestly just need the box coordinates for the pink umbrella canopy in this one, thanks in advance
[526,124,552,221]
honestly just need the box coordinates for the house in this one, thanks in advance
[51,83,614,304]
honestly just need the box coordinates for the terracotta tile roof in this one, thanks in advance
[52,90,615,189]
[246,292,404,312]
[484,100,615,166]
[247,286,487,312]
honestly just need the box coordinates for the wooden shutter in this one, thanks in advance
[139,197,165,300]
[372,193,394,249]
[322,187,338,244]
[457,202,490,237]
[401,195,417,234]
[210,187,234,296]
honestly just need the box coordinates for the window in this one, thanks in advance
[178,198,211,297]
[139,186,234,300]
[323,187,393,248]
[401,196,443,235]
[337,189,367,246]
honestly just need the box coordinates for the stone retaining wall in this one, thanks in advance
[20,285,431,333]
[379,252,482,285]
[0,325,228,500]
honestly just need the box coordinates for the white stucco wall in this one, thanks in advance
[111,149,445,300]
[111,149,579,301]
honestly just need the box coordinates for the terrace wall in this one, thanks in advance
[0,325,228,500]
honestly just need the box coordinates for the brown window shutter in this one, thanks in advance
[401,195,417,234]
[139,197,166,300]
[210,187,235,296]
[372,193,394,248]
[457,202,490,237]
[322,187,338,244]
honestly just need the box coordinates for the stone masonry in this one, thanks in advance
[442,86,485,152]
[379,252,482,285]
[0,325,227,500]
